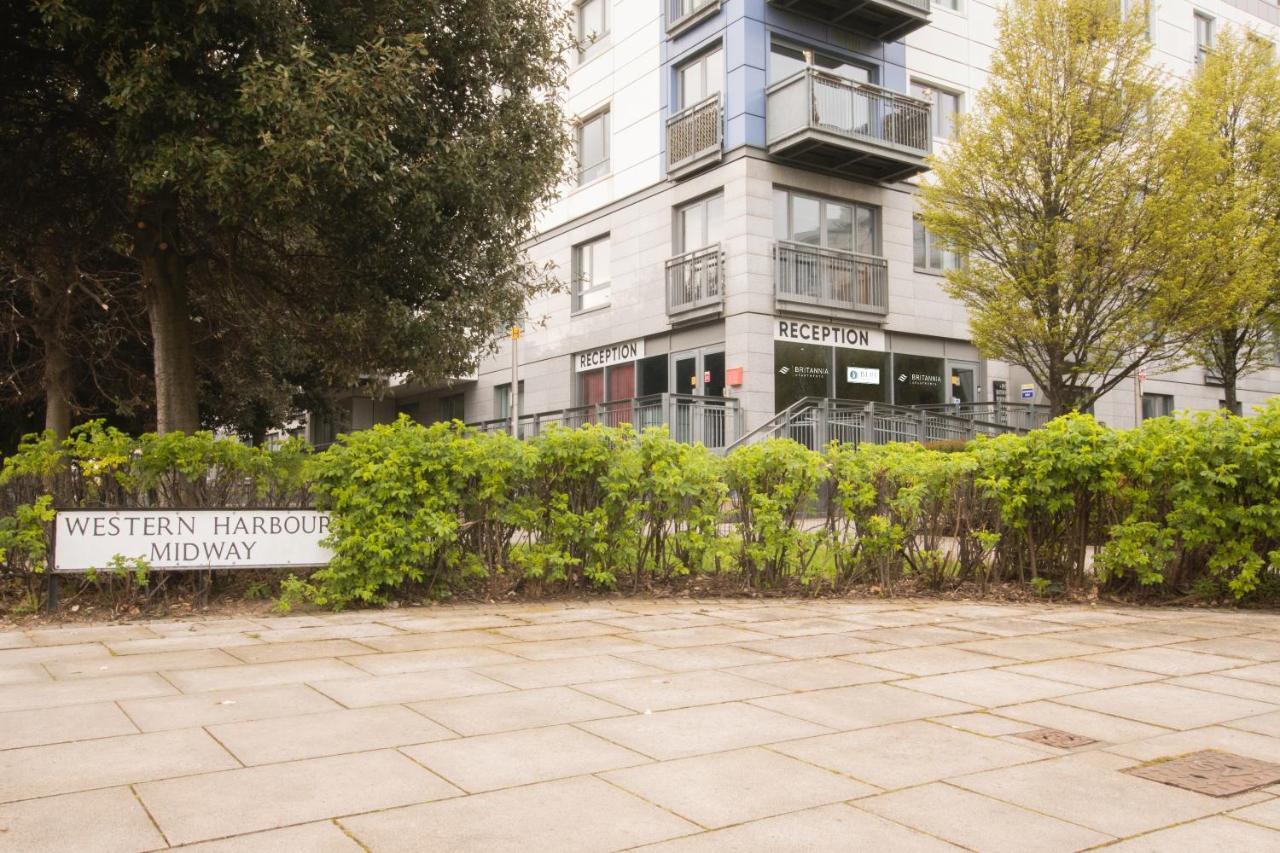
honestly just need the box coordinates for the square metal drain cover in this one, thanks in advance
[1015,728,1098,749]
[1125,750,1280,797]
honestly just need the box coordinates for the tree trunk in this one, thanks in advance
[137,200,199,434]
[43,337,72,439]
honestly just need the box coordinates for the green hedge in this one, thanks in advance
[4,402,1280,609]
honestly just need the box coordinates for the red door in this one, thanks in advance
[580,368,605,424]
[607,362,635,426]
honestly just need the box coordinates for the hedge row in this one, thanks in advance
[3,401,1280,609]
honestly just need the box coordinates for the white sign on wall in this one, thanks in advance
[54,509,333,573]
[847,367,881,384]
[774,319,886,351]
[575,339,645,372]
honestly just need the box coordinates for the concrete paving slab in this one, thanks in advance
[45,648,240,679]
[898,669,1084,707]
[997,658,1161,688]
[339,775,697,853]
[736,633,891,658]
[1057,682,1277,729]
[727,657,897,690]
[311,669,511,707]
[579,701,832,760]
[621,644,784,672]
[847,646,1009,676]
[602,747,877,829]
[409,685,630,735]
[0,672,175,713]
[993,699,1173,743]
[952,750,1270,837]
[0,728,238,802]
[1104,724,1280,765]
[402,724,648,792]
[751,682,975,730]
[576,669,783,712]
[773,719,1044,789]
[857,782,1114,852]
[951,635,1109,662]
[1082,646,1248,676]
[340,645,524,675]
[1099,815,1280,851]
[0,663,51,685]
[170,820,364,852]
[499,635,660,660]
[136,750,460,846]
[476,654,668,688]
[0,787,166,853]
[0,701,138,751]
[119,683,341,731]
[631,802,962,852]
[355,629,515,652]
[209,704,455,765]
[226,638,376,663]
[163,659,367,693]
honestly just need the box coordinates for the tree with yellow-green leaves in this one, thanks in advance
[1154,30,1280,416]
[919,0,1209,417]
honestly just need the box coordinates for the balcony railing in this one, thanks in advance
[468,393,743,450]
[666,244,724,319]
[667,0,721,33]
[766,69,931,181]
[767,0,930,41]
[725,398,1029,454]
[774,240,888,315]
[667,94,722,177]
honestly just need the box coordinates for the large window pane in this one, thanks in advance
[792,196,821,245]
[774,342,831,411]
[773,189,789,240]
[913,217,928,268]
[706,195,723,246]
[835,349,889,402]
[826,203,853,252]
[854,206,876,254]
[680,203,704,252]
[573,235,610,311]
[578,110,609,184]
[769,42,807,84]
[892,354,946,405]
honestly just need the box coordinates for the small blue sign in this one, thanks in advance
[1021,388,1035,400]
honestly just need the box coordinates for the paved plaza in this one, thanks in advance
[4,598,1280,851]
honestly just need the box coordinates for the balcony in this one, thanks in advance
[666,244,724,323]
[766,69,931,182]
[468,393,744,451]
[768,0,930,41]
[667,0,721,35]
[774,240,888,318]
[666,94,722,178]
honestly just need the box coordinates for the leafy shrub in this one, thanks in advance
[722,439,827,588]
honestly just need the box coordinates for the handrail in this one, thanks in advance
[722,396,830,454]
[765,68,932,156]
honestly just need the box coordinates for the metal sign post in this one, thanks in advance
[510,325,522,437]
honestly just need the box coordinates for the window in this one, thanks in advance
[1194,12,1214,65]
[676,194,723,253]
[438,394,465,423]
[774,189,879,256]
[577,0,609,57]
[577,109,610,184]
[572,235,611,311]
[494,381,525,420]
[913,217,962,273]
[769,41,873,85]
[934,0,960,10]
[1142,393,1174,420]
[677,47,723,109]
[1120,0,1153,40]
[910,81,961,139]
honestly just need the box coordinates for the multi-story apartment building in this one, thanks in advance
[318,0,1280,448]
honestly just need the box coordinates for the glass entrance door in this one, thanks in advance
[948,361,979,407]
[670,347,726,447]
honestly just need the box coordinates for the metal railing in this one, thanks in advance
[912,401,1054,433]
[666,244,724,316]
[766,68,931,157]
[725,397,1030,454]
[668,0,720,30]
[774,241,888,314]
[667,94,722,174]
[468,393,743,450]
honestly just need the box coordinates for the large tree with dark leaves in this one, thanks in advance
[4,0,570,433]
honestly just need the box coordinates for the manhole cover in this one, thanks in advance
[1125,750,1280,797]
[1015,728,1097,749]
